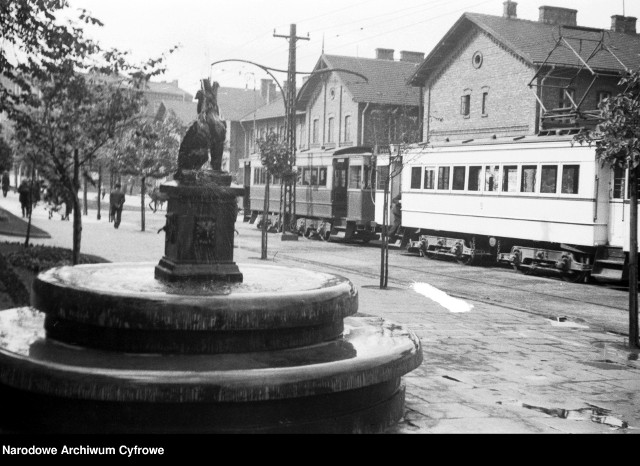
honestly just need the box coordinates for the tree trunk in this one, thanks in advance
[24,165,35,248]
[629,165,639,348]
[261,174,270,259]
[97,164,102,220]
[83,172,88,216]
[72,149,82,265]
[140,175,146,232]
[380,174,389,289]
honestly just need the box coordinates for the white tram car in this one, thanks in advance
[389,135,637,282]
[245,146,379,242]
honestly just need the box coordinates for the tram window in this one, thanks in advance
[311,168,318,185]
[520,165,537,193]
[319,167,327,187]
[485,165,499,191]
[334,168,346,188]
[302,168,310,186]
[540,166,557,193]
[377,166,390,190]
[410,167,422,189]
[502,166,517,192]
[468,166,482,191]
[561,165,580,194]
[349,166,362,189]
[438,167,450,190]
[613,166,625,199]
[423,167,435,190]
[452,166,466,190]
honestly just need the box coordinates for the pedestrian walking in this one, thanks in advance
[109,182,126,229]
[1,170,9,197]
[17,179,31,218]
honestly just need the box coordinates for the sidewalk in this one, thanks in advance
[1,192,639,434]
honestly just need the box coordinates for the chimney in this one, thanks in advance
[261,79,271,101]
[375,48,394,60]
[400,51,425,63]
[611,15,637,34]
[269,82,276,102]
[503,1,517,19]
[539,6,577,26]
[172,80,178,87]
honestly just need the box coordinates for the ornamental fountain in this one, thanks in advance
[0,79,422,434]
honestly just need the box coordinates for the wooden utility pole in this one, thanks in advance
[630,164,639,348]
[274,24,308,238]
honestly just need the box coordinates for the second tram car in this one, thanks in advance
[246,146,380,242]
[392,134,636,282]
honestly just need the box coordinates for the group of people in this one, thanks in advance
[3,173,126,227]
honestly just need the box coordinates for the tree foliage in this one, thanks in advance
[257,132,294,178]
[574,70,640,166]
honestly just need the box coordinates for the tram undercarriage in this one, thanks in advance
[405,231,617,283]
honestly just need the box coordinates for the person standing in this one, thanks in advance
[109,182,126,229]
[1,170,9,197]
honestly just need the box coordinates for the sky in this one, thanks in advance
[63,0,639,97]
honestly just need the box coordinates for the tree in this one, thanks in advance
[575,69,640,349]
[0,1,102,120]
[114,110,183,231]
[256,132,293,259]
[369,106,420,289]
[13,68,153,264]
[0,132,12,172]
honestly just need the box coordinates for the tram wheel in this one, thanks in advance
[456,254,474,265]
[561,271,588,283]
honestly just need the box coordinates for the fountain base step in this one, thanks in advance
[0,310,422,434]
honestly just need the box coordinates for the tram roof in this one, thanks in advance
[410,132,593,150]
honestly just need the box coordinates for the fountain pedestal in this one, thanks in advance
[155,170,243,283]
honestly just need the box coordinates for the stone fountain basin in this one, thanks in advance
[0,308,422,403]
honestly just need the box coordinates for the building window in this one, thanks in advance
[312,119,319,144]
[597,91,612,108]
[559,88,575,109]
[460,95,471,117]
[329,87,336,100]
[344,115,352,142]
[472,51,483,69]
[481,92,488,116]
[299,123,306,148]
[468,166,482,191]
[485,165,499,191]
[327,117,335,143]
[520,165,537,193]
[423,167,435,190]
[437,166,450,190]
[410,167,422,189]
[540,165,558,193]
[561,165,580,194]
[502,165,518,192]
[452,166,466,190]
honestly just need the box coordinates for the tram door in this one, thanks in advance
[332,158,348,218]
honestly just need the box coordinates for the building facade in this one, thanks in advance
[409,1,640,142]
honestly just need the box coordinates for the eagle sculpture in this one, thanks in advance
[176,78,227,176]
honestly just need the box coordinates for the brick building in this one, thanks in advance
[408,1,640,142]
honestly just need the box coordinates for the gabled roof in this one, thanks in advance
[297,54,421,109]
[217,87,266,121]
[144,81,193,101]
[155,100,197,126]
[410,12,640,86]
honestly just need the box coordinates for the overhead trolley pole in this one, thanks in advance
[274,24,309,239]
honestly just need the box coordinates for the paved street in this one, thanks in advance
[1,190,639,434]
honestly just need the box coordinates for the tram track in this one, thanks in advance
[239,238,629,336]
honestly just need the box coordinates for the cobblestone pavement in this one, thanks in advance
[1,191,639,434]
